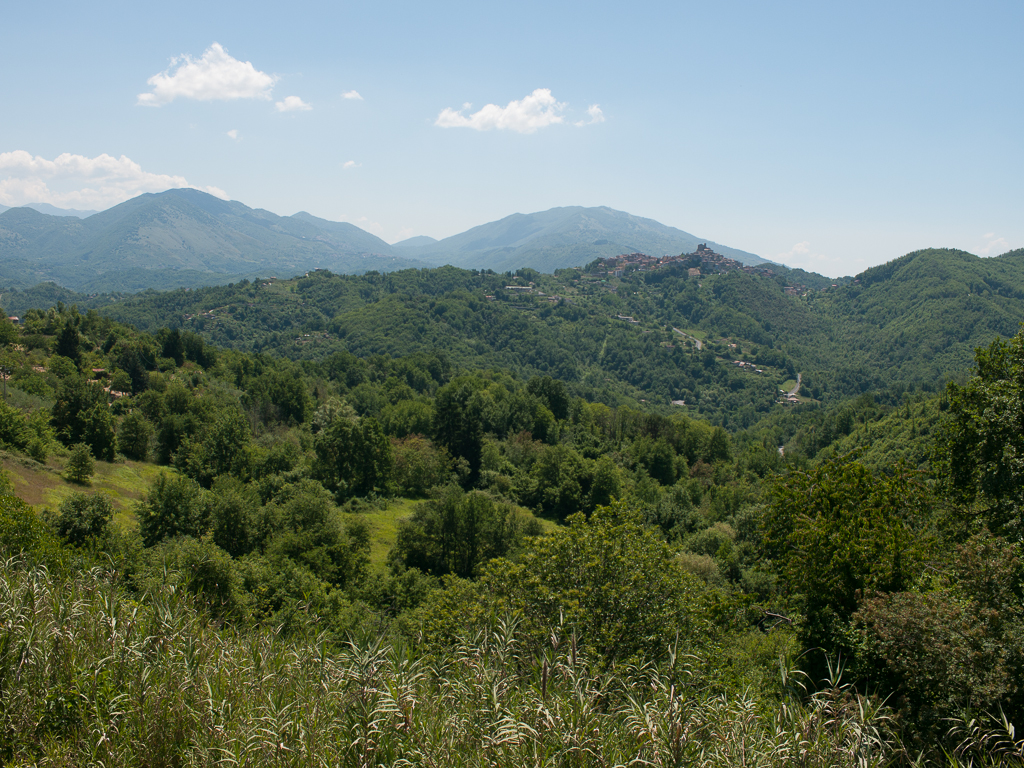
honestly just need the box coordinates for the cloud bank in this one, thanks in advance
[0,150,227,210]
[436,88,566,133]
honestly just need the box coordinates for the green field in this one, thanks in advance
[1,450,165,531]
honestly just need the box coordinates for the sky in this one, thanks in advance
[1,0,1021,277]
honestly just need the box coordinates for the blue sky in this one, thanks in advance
[1,0,1021,277]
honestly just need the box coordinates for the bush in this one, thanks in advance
[137,473,210,547]
[856,533,1024,734]
[0,399,29,450]
[142,536,249,619]
[421,501,711,666]
[390,486,539,578]
[391,435,454,496]
[0,484,60,561]
[26,437,47,463]
[53,492,113,546]
[66,443,95,484]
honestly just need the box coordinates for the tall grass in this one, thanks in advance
[0,560,907,767]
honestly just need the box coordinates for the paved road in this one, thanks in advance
[788,372,802,397]
[671,327,703,350]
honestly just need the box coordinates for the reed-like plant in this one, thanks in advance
[0,559,931,767]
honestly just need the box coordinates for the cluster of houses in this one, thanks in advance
[733,360,765,374]
[594,244,778,279]
[485,284,565,305]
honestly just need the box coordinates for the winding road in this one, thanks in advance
[788,372,802,397]
[671,327,703,350]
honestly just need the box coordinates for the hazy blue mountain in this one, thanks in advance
[0,189,426,291]
[23,202,98,218]
[401,206,767,272]
[0,193,769,292]
[393,235,439,248]
[289,211,395,254]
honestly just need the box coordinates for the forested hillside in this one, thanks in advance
[2,247,1024,763]
[5,246,1018,428]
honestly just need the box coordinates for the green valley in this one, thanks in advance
[1,243,1024,764]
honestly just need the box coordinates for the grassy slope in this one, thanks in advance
[1,450,165,530]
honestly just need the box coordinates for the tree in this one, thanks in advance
[391,435,455,496]
[262,480,370,588]
[0,314,17,346]
[313,415,393,501]
[117,410,152,461]
[66,444,95,484]
[0,399,29,451]
[53,492,113,546]
[51,376,115,459]
[137,473,210,547]
[761,454,935,656]
[160,327,185,366]
[208,477,260,557]
[390,486,538,578]
[0,482,56,560]
[529,444,590,520]
[175,408,252,487]
[53,320,81,365]
[527,375,570,420]
[425,502,709,665]
[936,329,1024,536]
[432,376,499,481]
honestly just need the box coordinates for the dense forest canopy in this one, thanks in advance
[1,247,1024,764]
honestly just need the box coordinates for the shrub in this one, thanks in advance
[53,492,113,546]
[390,486,539,578]
[137,473,210,547]
[66,443,95,484]
[421,501,711,666]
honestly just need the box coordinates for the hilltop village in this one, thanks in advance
[594,243,776,278]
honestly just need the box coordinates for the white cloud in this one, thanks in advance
[226,129,239,140]
[977,232,1010,256]
[392,226,415,243]
[341,90,363,100]
[575,104,605,127]
[336,214,384,235]
[775,241,848,273]
[435,88,566,133]
[275,95,312,112]
[137,43,276,106]
[342,160,361,169]
[778,241,812,261]
[0,150,227,210]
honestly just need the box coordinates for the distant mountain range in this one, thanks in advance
[0,190,767,292]
[404,206,767,273]
[0,190,424,292]
[0,202,98,218]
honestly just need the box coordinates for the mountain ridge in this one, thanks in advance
[400,205,767,272]
[0,191,770,292]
